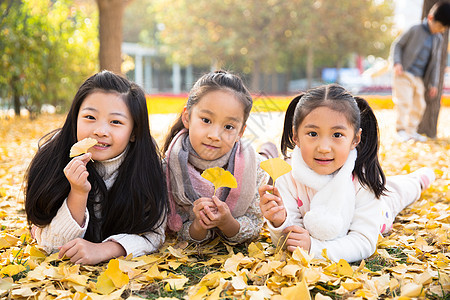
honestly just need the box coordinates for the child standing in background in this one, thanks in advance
[25,71,167,265]
[163,70,268,244]
[391,1,450,141]
[259,84,435,263]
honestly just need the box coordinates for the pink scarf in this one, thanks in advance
[165,129,257,232]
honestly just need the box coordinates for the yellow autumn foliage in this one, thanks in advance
[0,108,448,299]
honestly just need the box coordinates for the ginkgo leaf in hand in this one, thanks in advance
[69,138,97,158]
[260,157,292,182]
[201,167,237,194]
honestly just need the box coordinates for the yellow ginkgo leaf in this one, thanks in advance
[0,233,20,250]
[95,272,116,295]
[337,259,354,277]
[260,157,292,182]
[69,138,97,158]
[201,167,237,194]
[96,259,129,295]
[0,264,26,277]
[104,259,129,288]
[273,278,311,300]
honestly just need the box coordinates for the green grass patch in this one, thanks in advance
[364,247,407,272]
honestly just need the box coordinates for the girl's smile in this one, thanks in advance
[314,158,333,165]
[203,144,219,150]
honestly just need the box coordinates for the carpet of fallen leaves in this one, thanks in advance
[0,108,449,300]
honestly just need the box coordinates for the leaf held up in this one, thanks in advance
[69,138,97,158]
[260,157,292,182]
[201,167,237,194]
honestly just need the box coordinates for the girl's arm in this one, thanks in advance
[58,239,126,265]
[220,190,264,243]
[307,187,381,263]
[104,215,167,258]
[33,199,89,254]
[265,173,304,245]
[63,153,92,226]
[180,219,213,243]
[58,215,167,265]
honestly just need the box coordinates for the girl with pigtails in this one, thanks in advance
[259,84,435,263]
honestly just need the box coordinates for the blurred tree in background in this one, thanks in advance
[149,0,395,91]
[0,0,97,117]
[1,0,396,116]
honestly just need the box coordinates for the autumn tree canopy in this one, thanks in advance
[149,0,395,91]
[0,0,98,116]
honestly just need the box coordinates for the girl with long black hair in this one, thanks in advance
[25,71,167,264]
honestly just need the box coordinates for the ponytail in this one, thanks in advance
[281,94,303,157]
[162,116,184,155]
[354,97,386,198]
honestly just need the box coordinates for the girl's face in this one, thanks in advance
[77,92,134,161]
[182,90,246,161]
[294,106,360,175]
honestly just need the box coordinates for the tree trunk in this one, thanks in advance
[251,59,261,93]
[417,0,448,138]
[284,57,293,93]
[335,58,343,84]
[11,75,20,116]
[271,73,279,93]
[306,46,314,89]
[96,0,127,74]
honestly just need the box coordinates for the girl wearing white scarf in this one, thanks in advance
[260,85,435,263]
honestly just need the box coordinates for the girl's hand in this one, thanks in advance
[63,153,92,195]
[283,225,311,253]
[191,197,240,238]
[193,197,233,229]
[190,197,216,240]
[203,196,240,237]
[192,197,217,229]
[58,238,126,265]
[205,196,233,228]
[258,185,286,227]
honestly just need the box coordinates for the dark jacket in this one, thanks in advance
[391,22,443,88]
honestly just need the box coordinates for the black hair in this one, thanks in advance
[25,70,167,242]
[430,1,450,27]
[280,84,386,198]
[162,70,252,154]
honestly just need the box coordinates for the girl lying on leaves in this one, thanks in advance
[25,71,167,265]
[259,84,435,263]
[163,70,271,244]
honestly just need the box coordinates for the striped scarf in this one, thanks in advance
[166,129,257,232]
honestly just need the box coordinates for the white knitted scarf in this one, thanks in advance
[291,146,357,240]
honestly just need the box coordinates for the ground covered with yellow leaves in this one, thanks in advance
[0,108,449,299]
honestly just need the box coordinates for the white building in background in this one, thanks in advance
[394,0,423,32]
[122,42,196,94]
